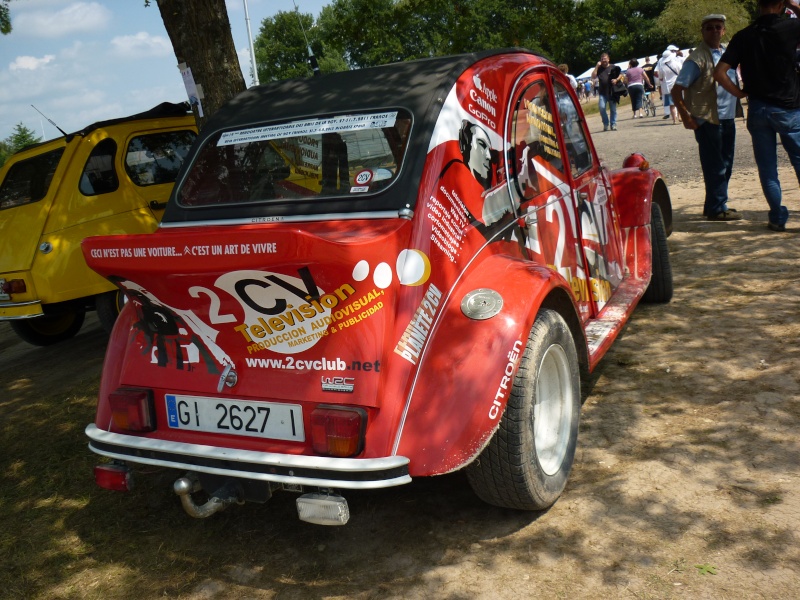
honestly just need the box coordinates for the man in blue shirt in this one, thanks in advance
[672,14,742,221]
[714,0,800,232]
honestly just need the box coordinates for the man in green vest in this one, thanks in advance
[672,14,742,221]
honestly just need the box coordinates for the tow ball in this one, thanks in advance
[173,475,243,518]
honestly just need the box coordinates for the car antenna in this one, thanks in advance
[31,105,68,137]
[292,1,320,77]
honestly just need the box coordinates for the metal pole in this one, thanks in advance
[243,0,259,86]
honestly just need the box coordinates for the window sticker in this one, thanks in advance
[217,112,399,147]
[354,169,373,185]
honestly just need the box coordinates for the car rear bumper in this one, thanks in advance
[0,300,43,319]
[85,424,412,489]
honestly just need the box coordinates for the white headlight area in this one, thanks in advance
[296,493,350,526]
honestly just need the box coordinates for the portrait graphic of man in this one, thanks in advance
[460,120,493,190]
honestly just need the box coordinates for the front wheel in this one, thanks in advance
[466,309,581,511]
[10,310,86,346]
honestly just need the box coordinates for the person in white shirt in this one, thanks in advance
[655,47,683,123]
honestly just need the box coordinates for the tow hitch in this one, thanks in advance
[173,475,243,518]
[172,474,350,525]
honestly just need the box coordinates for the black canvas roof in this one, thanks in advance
[165,49,537,224]
[73,102,192,137]
[10,102,193,158]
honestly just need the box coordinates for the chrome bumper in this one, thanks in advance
[85,424,412,489]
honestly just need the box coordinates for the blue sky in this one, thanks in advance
[0,0,330,141]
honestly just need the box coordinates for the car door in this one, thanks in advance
[550,77,626,315]
[507,71,596,322]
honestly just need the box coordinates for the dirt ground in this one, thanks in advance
[1,106,799,600]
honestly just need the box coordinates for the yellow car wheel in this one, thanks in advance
[96,290,126,335]
[10,311,86,346]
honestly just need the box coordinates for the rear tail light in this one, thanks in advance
[310,406,366,457]
[1,279,26,294]
[109,388,155,432]
[94,464,133,491]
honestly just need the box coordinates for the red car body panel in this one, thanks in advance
[82,49,670,500]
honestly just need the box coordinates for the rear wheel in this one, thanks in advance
[10,310,86,346]
[96,290,126,334]
[466,309,581,511]
[642,202,673,303]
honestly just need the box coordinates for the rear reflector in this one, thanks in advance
[94,464,133,491]
[297,493,349,525]
[109,388,155,432]
[310,406,366,457]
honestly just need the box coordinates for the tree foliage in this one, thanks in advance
[1,0,10,35]
[0,123,41,167]
[255,10,346,82]
[656,0,752,46]
[259,0,763,77]
[313,0,578,69]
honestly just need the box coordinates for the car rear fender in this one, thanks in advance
[393,254,586,476]
[608,166,672,235]
[94,302,136,428]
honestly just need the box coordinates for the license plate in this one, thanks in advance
[165,394,304,442]
[0,280,8,301]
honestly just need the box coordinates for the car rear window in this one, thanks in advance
[177,111,411,208]
[125,130,197,187]
[0,147,65,210]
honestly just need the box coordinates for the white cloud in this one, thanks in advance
[111,32,172,59]
[13,2,112,38]
[9,55,56,71]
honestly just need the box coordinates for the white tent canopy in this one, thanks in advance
[575,49,692,81]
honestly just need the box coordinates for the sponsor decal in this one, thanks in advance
[525,99,561,160]
[489,339,523,419]
[393,283,442,365]
[469,74,499,129]
[245,356,380,372]
[427,194,468,263]
[88,242,278,259]
[355,169,373,185]
[217,112,398,146]
[321,376,355,393]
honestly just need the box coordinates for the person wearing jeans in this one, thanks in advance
[672,14,741,221]
[746,99,800,227]
[715,0,800,231]
[592,53,621,131]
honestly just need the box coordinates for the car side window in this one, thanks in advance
[79,138,119,196]
[511,78,564,202]
[125,130,197,187]
[0,147,65,210]
[553,80,593,177]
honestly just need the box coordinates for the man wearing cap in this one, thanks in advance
[672,14,742,221]
[714,0,800,231]
[655,46,683,122]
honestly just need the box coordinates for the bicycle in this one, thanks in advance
[644,90,657,117]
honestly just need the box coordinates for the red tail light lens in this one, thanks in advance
[94,464,133,491]
[310,407,366,457]
[1,279,26,294]
[109,388,155,432]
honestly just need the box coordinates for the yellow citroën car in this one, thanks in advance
[0,103,197,345]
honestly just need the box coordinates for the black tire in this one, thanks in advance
[466,309,581,511]
[641,202,673,303]
[10,310,86,346]
[96,290,126,334]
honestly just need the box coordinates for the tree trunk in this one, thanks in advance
[156,0,246,129]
